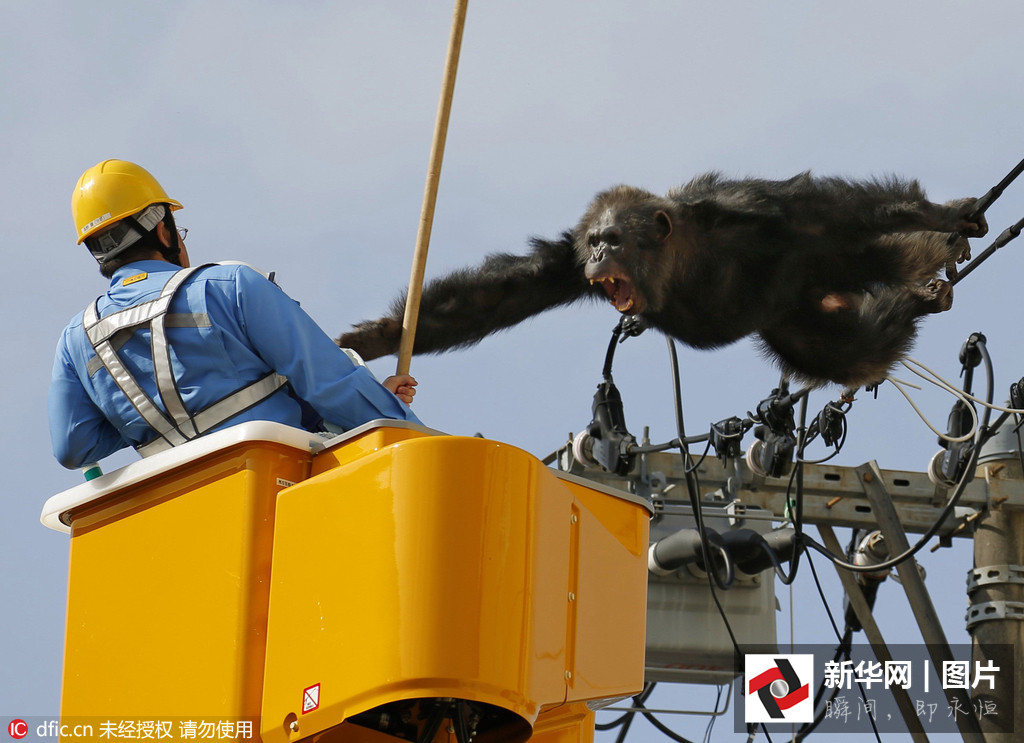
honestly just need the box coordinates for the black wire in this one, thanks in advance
[637,705,698,743]
[603,321,624,381]
[601,683,657,743]
[799,552,883,743]
[819,634,853,703]
[950,213,1024,286]
[617,682,700,743]
[702,686,724,743]
[666,338,737,592]
[800,446,980,572]
[773,395,808,586]
[595,713,633,732]
[665,338,775,743]
[668,338,687,444]
[798,445,844,466]
[798,398,854,465]
[683,444,736,593]
[596,682,657,732]
[614,708,636,743]
[629,433,711,455]
[683,437,714,473]
[795,638,850,742]
[762,531,797,584]
[797,416,848,465]
[1016,414,1024,477]
[976,155,1024,215]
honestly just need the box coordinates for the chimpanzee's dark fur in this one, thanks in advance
[339,172,986,387]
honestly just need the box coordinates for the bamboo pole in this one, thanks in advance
[396,0,469,376]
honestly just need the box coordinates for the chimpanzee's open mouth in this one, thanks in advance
[590,276,640,313]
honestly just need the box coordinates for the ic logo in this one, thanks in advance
[745,654,813,723]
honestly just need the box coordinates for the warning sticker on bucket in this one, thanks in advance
[302,683,320,714]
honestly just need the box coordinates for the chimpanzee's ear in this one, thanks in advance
[654,210,674,242]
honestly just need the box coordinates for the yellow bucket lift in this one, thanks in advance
[42,421,651,743]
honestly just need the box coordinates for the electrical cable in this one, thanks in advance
[635,702,698,743]
[795,552,882,743]
[802,426,987,573]
[802,339,1001,573]
[666,338,738,592]
[682,438,714,473]
[596,683,657,732]
[950,212,1024,286]
[890,353,1024,442]
[945,155,1024,285]
[902,356,1024,416]
[772,394,808,586]
[614,707,636,743]
[629,433,710,455]
[664,338,775,743]
[886,369,979,444]
[611,683,658,743]
[798,401,850,464]
[795,632,851,742]
[798,443,846,466]
[613,682,700,743]
[1016,415,1024,479]
[603,319,624,380]
[888,375,974,442]
[702,686,724,743]
[595,716,631,732]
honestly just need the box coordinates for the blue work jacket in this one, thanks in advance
[49,260,420,468]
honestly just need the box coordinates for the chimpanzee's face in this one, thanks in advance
[582,206,639,313]
[576,187,675,316]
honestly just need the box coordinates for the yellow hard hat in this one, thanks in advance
[72,159,183,244]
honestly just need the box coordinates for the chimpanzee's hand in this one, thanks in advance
[947,197,989,238]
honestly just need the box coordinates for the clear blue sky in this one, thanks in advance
[5,2,1024,741]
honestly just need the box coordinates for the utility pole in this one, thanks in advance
[970,423,1024,740]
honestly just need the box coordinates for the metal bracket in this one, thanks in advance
[966,564,1024,592]
[965,600,1024,630]
[857,461,984,738]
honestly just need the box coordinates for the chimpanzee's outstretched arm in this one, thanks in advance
[338,232,596,360]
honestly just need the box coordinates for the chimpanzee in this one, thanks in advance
[338,172,986,388]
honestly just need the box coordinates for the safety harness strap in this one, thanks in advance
[149,268,201,437]
[84,267,203,449]
[86,314,212,376]
[135,371,287,457]
[83,264,288,456]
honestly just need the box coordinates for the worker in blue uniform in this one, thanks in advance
[49,159,420,469]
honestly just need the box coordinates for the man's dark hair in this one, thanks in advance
[97,209,180,278]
